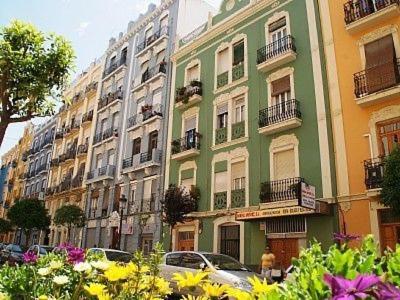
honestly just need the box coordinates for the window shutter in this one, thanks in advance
[214,171,227,193]
[143,179,152,199]
[184,116,196,132]
[365,35,397,93]
[273,149,295,180]
[217,104,228,115]
[187,65,199,83]
[231,161,245,180]
[271,76,291,96]
[269,17,286,32]
[217,48,230,74]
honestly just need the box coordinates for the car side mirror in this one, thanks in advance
[199,262,206,271]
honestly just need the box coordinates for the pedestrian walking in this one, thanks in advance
[260,246,275,281]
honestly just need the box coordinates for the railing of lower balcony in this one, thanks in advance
[232,121,245,140]
[344,0,399,25]
[77,144,88,155]
[354,59,400,98]
[214,191,227,210]
[71,174,84,188]
[260,177,304,203]
[85,81,98,94]
[86,170,95,180]
[102,127,118,140]
[55,129,64,140]
[122,157,134,169]
[93,132,103,145]
[364,157,386,190]
[171,132,201,155]
[217,71,229,89]
[139,149,162,165]
[231,188,245,208]
[232,63,244,81]
[257,35,296,65]
[175,81,203,103]
[65,146,77,161]
[98,90,123,110]
[259,99,301,128]
[141,63,167,84]
[128,105,163,128]
[81,110,93,123]
[136,26,169,53]
[141,194,156,213]
[215,127,227,145]
[103,57,127,78]
[87,165,116,181]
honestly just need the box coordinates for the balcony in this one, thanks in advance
[354,59,400,106]
[103,57,127,78]
[232,121,245,140]
[85,81,98,95]
[70,120,81,132]
[215,127,227,145]
[93,132,103,145]
[77,144,88,156]
[93,127,118,145]
[55,129,64,140]
[36,163,47,174]
[217,71,228,89]
[231,188,245,208]
[98,89,123,112]
[364,157,385,196]
[258,99,302,135]
[81,110,93,124]
[64,146,77,161]
[214,191,227,210]
[141,194,156,213]
[260,177,304,204]
[141,63,167,85]
[71,92,83,106]
[257,35,296,73]
[86,165,116,183]
[71,174,84,189]
[175,80,203,109]
[127,105,163,130]
[136,26,169,55]
[50,158,60,168]
[122,149,162,173]
[171,132,201,161]
[344,0,400,33]
[122,157,134,169]
[232,63,245,82]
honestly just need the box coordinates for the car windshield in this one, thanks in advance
[203,254,251,271]
[105,251,132,263]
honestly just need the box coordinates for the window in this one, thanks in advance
[90,197,98,218]
[121,48,127,64]
[234,98,245,123]
[180,253,205,269]
[148,131,158,151]
[184,116,197,149]
[133,138,141,155]
[41,179,47,191]
[156,49,165,65]
[186,64,199,84]
[112,112,119,130]
[160,15,168,29]
[109,56,116,67]
[152,90,162,107]
[220,225,240,261]
[364,35,397,94]
[144,28,152,43]
[273,149,295,180]
[141,235,153,256]
[166,253,181,266]
[214,171,227,193]
[217,104,228,129]
[96,153,102,169]
[100,119,107,133]
[377,118,400,156]
[107,149,115,165]
[181,177,194,194]
[232,161,245,190]
[271,75,291,110]
[233,41,244,66]
[269,17,287,46]
[217,48,230,76]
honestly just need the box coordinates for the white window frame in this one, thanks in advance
[269,134,300,181]
[184,59,201,86]
[267,67,295,107]
[265,11,291,45]
[181,106,199,138]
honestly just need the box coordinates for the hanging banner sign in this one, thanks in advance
[299,182,316,210]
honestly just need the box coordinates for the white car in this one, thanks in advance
[87,248,133,263]
[160,251,259,296]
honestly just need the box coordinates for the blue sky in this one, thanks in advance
[0,0,221,157]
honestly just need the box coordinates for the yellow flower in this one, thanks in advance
[84,283,107,296]
[172,271,209,290]
[125,262,139,274]
[97,292,111,300]
[155,277,172,295]
[183,295,209,300]
[49,260,63,270]
[225,287,253,300]
[247,276,278,295]
[104,264,129,282]
[38,296,48,300]
[140,265,150,273]
[202,283,230,298]
[0,292,10,300]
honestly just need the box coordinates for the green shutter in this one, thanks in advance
[214,161,227,173]
[181,169,194,180]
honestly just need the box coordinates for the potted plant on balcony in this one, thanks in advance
[141,104,153,113]
[171,139,181,154]
[175,86,188,103]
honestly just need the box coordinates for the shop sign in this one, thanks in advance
[108,211,120,227]
[299,182,316,210]
[236,206,314,221]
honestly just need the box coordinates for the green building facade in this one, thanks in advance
[165,0,338,269]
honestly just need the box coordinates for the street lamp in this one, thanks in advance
[118,194,127,250]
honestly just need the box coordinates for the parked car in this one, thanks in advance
[160,251,259,296]
[0,244,24,265]
[87,248,133,263]
[27,245,54,257]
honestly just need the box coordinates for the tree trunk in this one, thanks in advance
[24,229,31,248]
[169,225,173,252]
[0,123,8,148]
[67,225,71,243]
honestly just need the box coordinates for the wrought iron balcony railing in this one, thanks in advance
[141,63,167,84]
[344,0,400,25]
[171,132,201,155]
[259,99,301,128]
[364,157,386,190]
[136,26,169,53]
[354,59,400,98]
[257,35,296,65]
[98,90,123,110]
[81,110,93,123]
[103,57,127,78]
[260,177,304,203]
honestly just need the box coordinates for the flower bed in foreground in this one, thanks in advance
[0,236,399,299]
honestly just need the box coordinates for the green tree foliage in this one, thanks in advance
[381,146,400,216]
[0,218,12,234]
[0,20,75,146]
[53,204,85,242]
[7,198,50,247]
[161,184,199,251]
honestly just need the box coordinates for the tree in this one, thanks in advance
[0,20,75,146]
[7,198,50,247]
[161,184,199,251]
[53,204,85,243]
[0,218,12,235]
[381,146,400,216]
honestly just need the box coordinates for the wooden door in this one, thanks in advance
[380,225,400,252]
[269,238,299,269]
[177,231,194,251]
[111,227,119,249]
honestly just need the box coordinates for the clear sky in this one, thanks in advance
[0,0,221,157]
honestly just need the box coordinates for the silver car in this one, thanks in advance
[160,251,258,295]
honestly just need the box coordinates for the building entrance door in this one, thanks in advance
[379,209,400,252]
[177,231,194,251]
[269,238,299,269]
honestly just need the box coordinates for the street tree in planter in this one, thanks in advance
[0,218,12,236]
[381,146,400,216]
[0,20,75,146]
[7,198,50,247]
[54,204,85,243]
[161,184,199,251]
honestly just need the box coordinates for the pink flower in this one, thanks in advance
[378,282,400,300]
[324,274,380,300]
[23,250,38,264]
[67,247,85,264]
[333,233,361,243]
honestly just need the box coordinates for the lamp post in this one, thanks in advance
[118,194,127,250]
